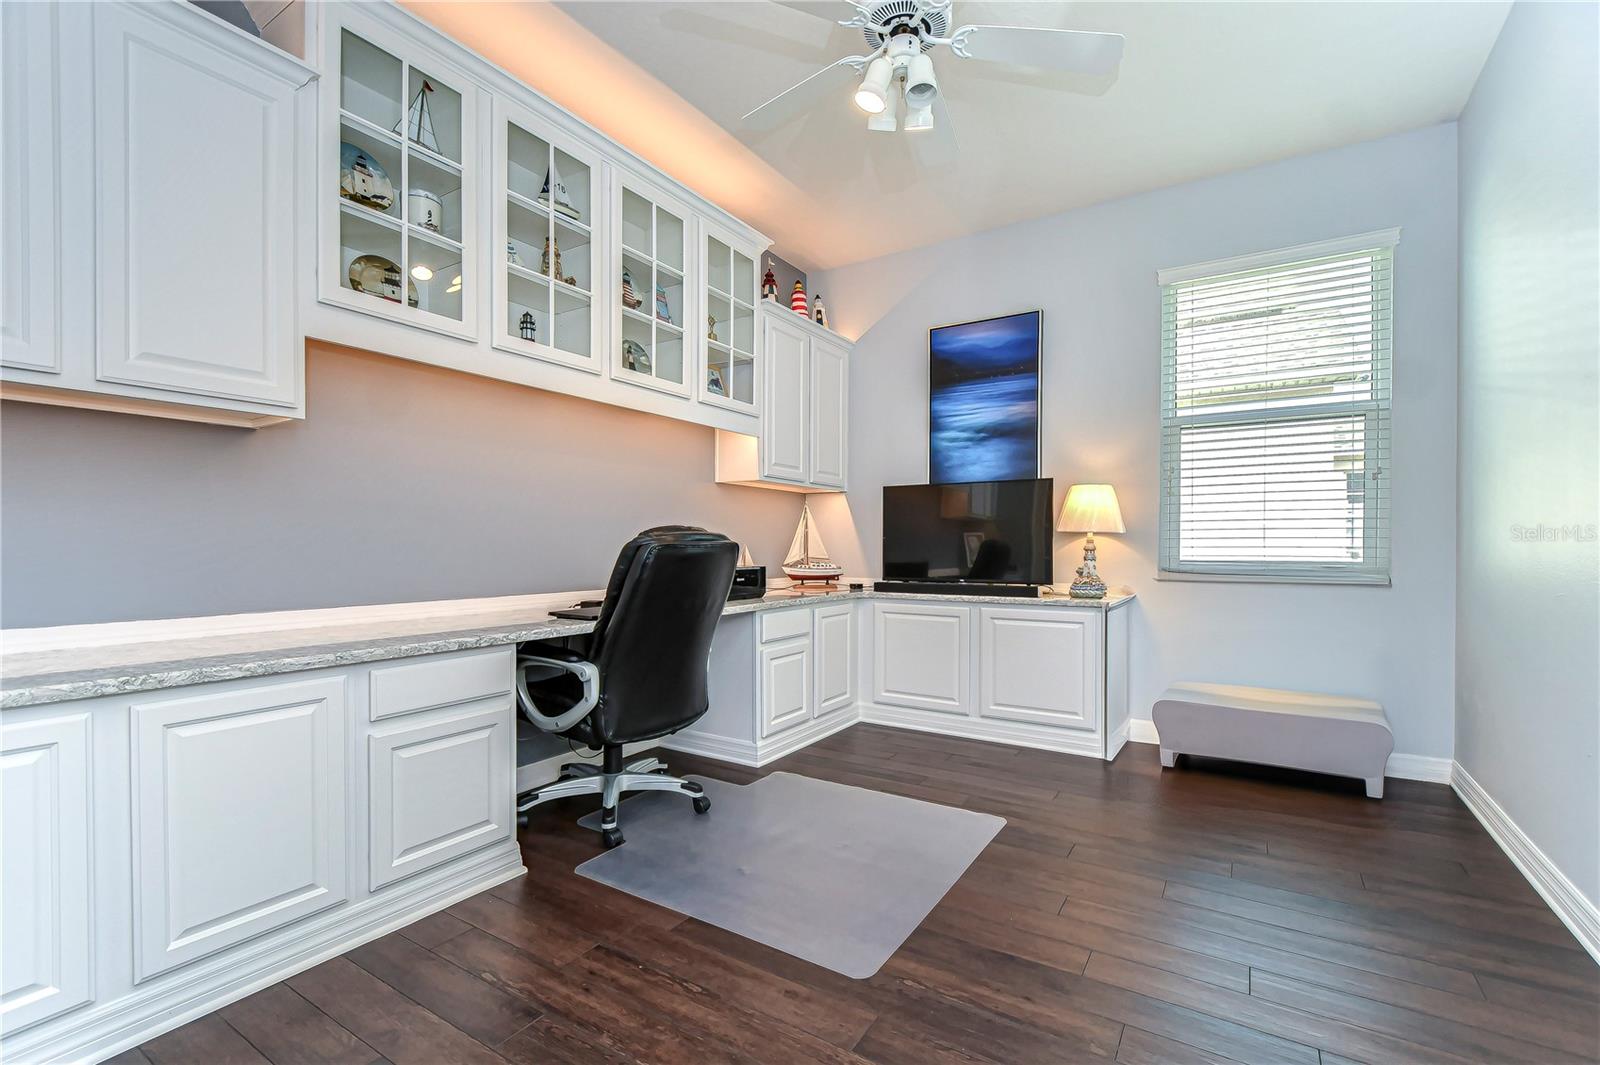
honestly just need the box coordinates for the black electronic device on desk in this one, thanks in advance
[729,564,767,600]
[549,600,603,621]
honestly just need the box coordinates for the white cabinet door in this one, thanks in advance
[808,335,848,489]
[131,677,347,981]
[871,603,971,716]
[978,608,1102,732]
[759,638,812,737]
[0,1,61,375]
[368,703,514,890]
[1,713,92,1033]
[761,311,809,483]
[89,2,300,406]
[813,603,854,718]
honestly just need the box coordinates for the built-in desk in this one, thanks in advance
[0,583,1132,1064]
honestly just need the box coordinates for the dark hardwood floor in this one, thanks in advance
[122,725,1599,1065]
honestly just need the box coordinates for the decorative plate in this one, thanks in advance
[339,142,394,211]
[348,254,417,307]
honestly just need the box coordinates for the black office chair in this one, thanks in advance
[514,526,738,848]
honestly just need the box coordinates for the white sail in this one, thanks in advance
[782,502,842,580]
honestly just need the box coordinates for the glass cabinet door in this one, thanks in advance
[616,180,687,394]
[331,23,475,337]
[702,230,758,409]
[494,101,598,369]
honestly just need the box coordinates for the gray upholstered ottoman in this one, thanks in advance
[1152,682,1394,798]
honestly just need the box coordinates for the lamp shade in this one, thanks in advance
[1057,483,1125,534]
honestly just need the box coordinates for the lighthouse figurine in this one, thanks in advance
[761,263,778,302]
[812,295,828,330]
[790,281,808,317]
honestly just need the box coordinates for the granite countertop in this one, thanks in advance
[1,584,1133,710]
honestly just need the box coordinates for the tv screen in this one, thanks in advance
[882,479,1054,586]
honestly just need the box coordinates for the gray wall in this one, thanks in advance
[0,345,803,627]
[811,125,1461,760]
[1456,2,1599,911]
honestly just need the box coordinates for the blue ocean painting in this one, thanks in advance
[929,311,1040,483]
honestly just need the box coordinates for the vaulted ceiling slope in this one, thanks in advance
[409,1,1509,270]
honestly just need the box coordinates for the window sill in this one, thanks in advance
[1155,570,1391,588]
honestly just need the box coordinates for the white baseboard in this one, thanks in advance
[661,707,860,768]
[8,846,525,1065]
[1125,718,1453,783]
[1452,763,1600,965]
[858,703,1106,760]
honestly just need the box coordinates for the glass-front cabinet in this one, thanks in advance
[700,224,759,411]
[614,175,689,395]
[324,16,478,338]
[492,99,599,370]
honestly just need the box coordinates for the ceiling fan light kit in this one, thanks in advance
[743,0,1126,149]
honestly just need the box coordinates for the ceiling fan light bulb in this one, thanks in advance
[904,52,938,107]
[854,56,893,114]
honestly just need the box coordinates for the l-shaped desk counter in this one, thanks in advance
[0,583,1133,1064]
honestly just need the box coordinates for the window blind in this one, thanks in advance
[1159,231,1396,583]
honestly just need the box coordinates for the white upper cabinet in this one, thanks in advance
[700,221,761,413]
[761,310,811,484]
[492,98,601,372]
[0,2,61,376]
[613,172,692,396]
[321,9,479,340]
[809,334,849,489]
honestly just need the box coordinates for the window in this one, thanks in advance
[1158,230,1397,584]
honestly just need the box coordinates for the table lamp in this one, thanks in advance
[1056,484,1125,599]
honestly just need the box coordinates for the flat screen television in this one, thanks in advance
[882,478,1054,587]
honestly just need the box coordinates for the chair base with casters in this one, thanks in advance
[516,742,709,849]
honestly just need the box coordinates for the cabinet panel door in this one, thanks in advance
[808,335,848,489]
[1,713,92,1033]
[760,312,809,483]
[759,638,811,737]
[813,603,855,718]
[90,3,299,406]
[871,603,970,716]
[0,1,61,374]
[369,703,514,890]
[131,677,347,980]
[978,608,1101,732]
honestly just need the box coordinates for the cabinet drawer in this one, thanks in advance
[369,705,514,890]
[369,647,513,722]
[760,607,812,644]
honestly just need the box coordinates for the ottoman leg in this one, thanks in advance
[1365,775,1384,799]
[1160,748,1178,768]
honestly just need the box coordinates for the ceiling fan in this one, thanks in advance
[741,0,1125,147]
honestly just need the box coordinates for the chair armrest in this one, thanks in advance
[516,650,600,733]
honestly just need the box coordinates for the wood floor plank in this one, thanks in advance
[141,1015,271,1065]
[131,731,1597,1065]
[287,957,510,1065]
[219,984,386,1065]
[103,1050,155,1065]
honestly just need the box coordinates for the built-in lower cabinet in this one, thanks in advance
[871,602,971,716]
[1,713,92,1033]
[759,638,812,738]
[978,607,1101,732]
[369,704,514,890]
[813,602,855,717]
[130,677,349,980]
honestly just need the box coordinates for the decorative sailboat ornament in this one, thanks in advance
[396,79,440,155]
[539,159,580,220]
[782,501,843,584]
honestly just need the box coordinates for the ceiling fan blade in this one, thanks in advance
[769,0,865,21]
[910,95,958,167]
[950,25,1125,77]
[742,54,872,132]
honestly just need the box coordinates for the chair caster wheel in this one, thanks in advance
[601,828,624,849]
[692,795,711,815]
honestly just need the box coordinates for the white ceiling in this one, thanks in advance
[414,2,1509,270]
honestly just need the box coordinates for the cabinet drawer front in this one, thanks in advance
[131,677,348,981]
[759,606,812,644]
[871,603,970,716]
[1,712,92,1032]
[369,706,514,890]
[978,608,1102,732]
[759,639,812,738]
[369,647,513,721]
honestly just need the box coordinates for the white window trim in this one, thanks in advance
[1157,229,1399,586]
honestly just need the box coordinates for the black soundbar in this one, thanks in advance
[873,580,1044,598]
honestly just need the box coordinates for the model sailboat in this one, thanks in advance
[782,501,843,583]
